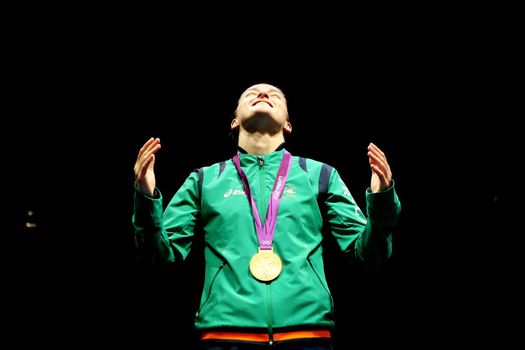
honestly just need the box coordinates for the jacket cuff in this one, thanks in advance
[133,183,164,228]
[365,180,400,228]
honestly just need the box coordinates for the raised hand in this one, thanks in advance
[368,143,392,193]
[134,137,161,196]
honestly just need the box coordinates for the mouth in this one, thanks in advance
[252,100,273,108]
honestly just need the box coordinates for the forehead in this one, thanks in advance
[242,84,285,96]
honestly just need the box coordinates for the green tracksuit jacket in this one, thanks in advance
[133,147,401,333]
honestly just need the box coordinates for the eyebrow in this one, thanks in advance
[244,87,284,96]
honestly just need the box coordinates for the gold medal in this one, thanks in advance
[249,248,282,282]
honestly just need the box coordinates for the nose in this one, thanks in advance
[257,91,270,99]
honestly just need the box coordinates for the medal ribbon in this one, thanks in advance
[232,150,292,250]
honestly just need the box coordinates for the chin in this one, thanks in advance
[244,114,280,133]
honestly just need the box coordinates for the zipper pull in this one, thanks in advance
[258,157,264,167]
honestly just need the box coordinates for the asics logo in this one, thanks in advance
[224,184,294,199]
[224,189,246,198]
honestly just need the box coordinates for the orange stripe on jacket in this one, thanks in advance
[200,330,331,342]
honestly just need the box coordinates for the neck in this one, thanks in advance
[238,131,285,155]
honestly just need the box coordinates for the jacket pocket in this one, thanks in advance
[307,257,334,314]
[196,262,225,316]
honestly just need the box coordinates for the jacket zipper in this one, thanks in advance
[257,156,266,222]
[267,284,273,345]
[257,156,273,345]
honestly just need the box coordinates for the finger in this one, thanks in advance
[368,143,390,173]
[368,143,385,158]
[139,140,161,164]
[368,150,387,171]
[137,137,160,162]
[140,154,155,179]
[370,163,384,177]
[368,143,386,161]
[135,143,161,177]
[371,164,389,188]
[137,137,154,161]
[368,152,392,182]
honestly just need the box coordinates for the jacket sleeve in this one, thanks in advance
[323,168,401,269]
[132,171,201,270]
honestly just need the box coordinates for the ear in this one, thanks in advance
[283,121,292,134]
[231,118,239,130]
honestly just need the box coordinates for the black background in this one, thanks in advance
[5,7,518,349]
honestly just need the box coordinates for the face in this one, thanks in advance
[231,83,292,134]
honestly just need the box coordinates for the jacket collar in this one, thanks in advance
[237,142,286,154]
[236,143,287,166]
